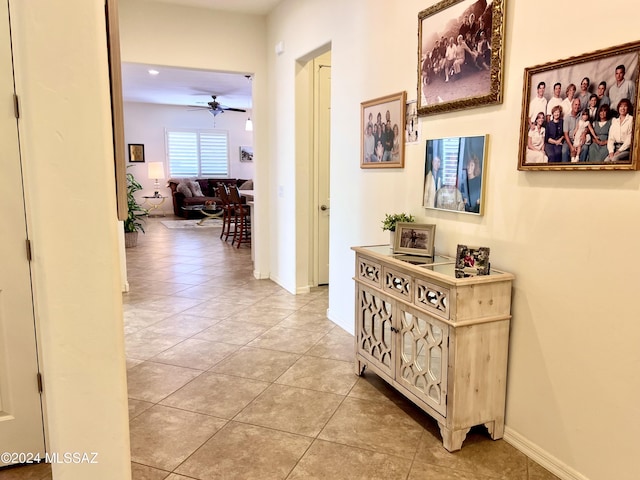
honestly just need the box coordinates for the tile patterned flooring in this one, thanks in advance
[1,217,560,480]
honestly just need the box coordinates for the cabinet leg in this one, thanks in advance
[437,423,470,452]
[484,419,504,440]
[355,360,366,376]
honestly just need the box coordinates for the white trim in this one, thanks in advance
[503,427,591,480]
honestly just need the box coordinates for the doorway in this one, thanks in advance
[313,51,331,286]
[297,48,331,289]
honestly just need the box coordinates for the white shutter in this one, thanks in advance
[167,131,198,177]
[167,129,229,177]
[200,131,229,176]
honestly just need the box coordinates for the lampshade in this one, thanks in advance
[147,162,165,180]
[245,118,253,131]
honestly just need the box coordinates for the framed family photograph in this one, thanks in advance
[361,91,406,168]
[423,134,488,215]
[418,0,505,116]
[128,143,145,163]
[393,222,436,257]
[455,244,490,278]
[518,41,640,171]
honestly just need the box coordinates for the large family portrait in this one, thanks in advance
[417,0,505,116]
[423,135,487,215]
[518,41,640,171]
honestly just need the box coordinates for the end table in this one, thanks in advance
[142,195,167,216]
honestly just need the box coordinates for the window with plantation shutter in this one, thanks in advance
[166,129,229,177]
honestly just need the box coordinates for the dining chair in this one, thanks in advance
[228,185,251,248]
[216,184,235,241]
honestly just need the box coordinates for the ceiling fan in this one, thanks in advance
[191,95,246,117]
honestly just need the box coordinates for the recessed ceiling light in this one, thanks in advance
[148,69,160,76]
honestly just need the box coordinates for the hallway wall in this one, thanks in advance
[9,0,131,478]
[266,1,640,480]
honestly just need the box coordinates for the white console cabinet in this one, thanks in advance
[352,245,514,451]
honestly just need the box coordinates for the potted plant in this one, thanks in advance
[382,212,415,246]
[124,170,148,248]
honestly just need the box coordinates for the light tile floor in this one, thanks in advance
[1,217,560,480]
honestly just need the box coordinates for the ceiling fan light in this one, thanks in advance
[245,118,253,131]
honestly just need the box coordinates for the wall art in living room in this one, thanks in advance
[239,145,253,162]
[128,143,145,163]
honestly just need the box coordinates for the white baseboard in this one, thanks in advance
[326,309,354,335]
[252,270,269,280]
[122,281,130,293]
[503,427,590,480]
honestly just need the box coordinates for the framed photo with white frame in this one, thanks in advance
[239,145,254,162]
[393,222,436,257]
[423,134,488,215]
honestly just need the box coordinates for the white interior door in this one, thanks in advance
[314,51,331,285]
[0,2,46,464]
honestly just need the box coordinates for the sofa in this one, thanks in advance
[167,178,252,218]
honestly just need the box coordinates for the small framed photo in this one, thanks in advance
[418,0,506,116]
[455,244,490,278]
[518,41,640,171]
[393,222,436,257]
[239,145,254,162]
[423,134,488,215]
[361,91,406,168]
[128,143,145,163]
[406,100,420,144]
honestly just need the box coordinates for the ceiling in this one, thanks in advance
[134,0,281,15]
[121,63,253,110]
[120,0,281,110]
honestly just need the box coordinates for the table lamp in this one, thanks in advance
[147,162,165,197]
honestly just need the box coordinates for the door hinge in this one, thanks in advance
[13,94,19,119]
[26,239,32,261]
[37,373,43,393]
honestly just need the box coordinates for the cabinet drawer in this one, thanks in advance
[356,255,382,288]
[415,279,450,320]
[382,266,413,303]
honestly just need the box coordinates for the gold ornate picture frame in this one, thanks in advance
[361,91,406,169]
[418,0,505,116]
[518,41,640,171]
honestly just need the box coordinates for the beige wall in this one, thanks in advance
[267,1,640,479]
[9,0,131,478]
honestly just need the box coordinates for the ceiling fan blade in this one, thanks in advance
[222,107,246,112]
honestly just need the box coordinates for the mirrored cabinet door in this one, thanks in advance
[397,305,448,416]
